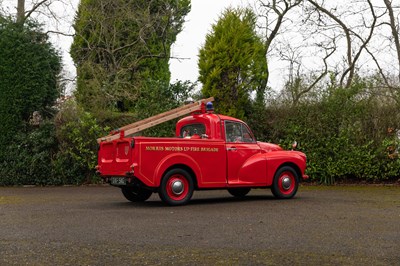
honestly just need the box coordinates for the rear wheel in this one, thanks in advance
[228,188,251,198]
[271,166,299,199]
[121,186,152,202]
[159,168,194,206]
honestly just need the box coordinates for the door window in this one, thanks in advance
[225,121,255,143]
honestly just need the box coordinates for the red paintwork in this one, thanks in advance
[97,112,308,191]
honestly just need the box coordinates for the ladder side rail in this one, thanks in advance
[109,97,213,133]
[100,105,202,142]
[97,97,214,143]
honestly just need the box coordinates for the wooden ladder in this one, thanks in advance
[97,97,214,143]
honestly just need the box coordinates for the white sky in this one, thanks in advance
[169,0,250,83]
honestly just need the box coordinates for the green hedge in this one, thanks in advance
[0,122,60,185]
[0,101,109,186]
[255,84,400,184]
[2,81,400,185]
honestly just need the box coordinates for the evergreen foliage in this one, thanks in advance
[0,16,61,160]
[71,0,191,114]
[55,99,110,183]
[198,7,268,120]
[133,80,196,136]
[0,122,61,185]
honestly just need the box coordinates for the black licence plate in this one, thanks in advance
[110,177,126,185]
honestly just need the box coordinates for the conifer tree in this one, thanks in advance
[0,17,61,157]
[198,7,267,119]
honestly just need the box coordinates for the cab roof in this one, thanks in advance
[177,113,245,124]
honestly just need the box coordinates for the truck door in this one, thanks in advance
[225,121,262,185]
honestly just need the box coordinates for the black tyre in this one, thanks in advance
[158,168,194,206]
[121,186,153,202]
[227,188,251,198]
[271,166,299,199]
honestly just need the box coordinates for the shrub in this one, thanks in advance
[55,99,109,184]
[263,83,400,184]
[0,122,61,186]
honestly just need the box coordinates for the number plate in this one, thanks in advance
[110,177,126,186]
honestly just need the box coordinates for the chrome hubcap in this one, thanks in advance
[281,176,292,190]
[171,180,184,195]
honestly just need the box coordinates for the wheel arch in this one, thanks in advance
[162,164,198,189]
[277,162,302,181]
[264,151,306,186]
[154,154,201,187]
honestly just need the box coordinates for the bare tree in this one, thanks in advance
[256,0,303,87]
[16,0,68,25]
[278,38,336,105]
[383,0,400,84]
[305,0,381,88]
[255,0,400,103]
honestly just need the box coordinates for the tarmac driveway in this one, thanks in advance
[0,185,399,265]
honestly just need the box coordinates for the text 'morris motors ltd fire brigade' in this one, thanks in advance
[96,98,308,206]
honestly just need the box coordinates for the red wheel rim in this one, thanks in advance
[277,171,295,195]
[166,174,189,201]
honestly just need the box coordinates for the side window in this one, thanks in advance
[225,122,242,143]
[225,121,255,143]
[241,124,255,143]
[180,124,206,138]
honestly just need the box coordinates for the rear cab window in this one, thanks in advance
[180,123,206,138]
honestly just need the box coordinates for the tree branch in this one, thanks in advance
[307,0,353,88]
[384,0,400,83]
[23,0,50,23]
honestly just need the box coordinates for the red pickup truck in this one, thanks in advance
[97,101,308,205]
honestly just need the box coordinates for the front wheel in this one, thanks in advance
[159,168,194,206]
[121,186,153,202]
[271,166,299,199]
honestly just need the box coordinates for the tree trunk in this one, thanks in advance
[16,0,25,24]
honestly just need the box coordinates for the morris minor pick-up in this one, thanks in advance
[97,98,308,205]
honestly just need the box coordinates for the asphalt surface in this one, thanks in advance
[1,185,399,265]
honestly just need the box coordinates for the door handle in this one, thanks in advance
[227,147,237,151]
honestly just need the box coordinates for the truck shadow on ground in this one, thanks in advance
[111,194,304,208]
[189,195,277,205]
